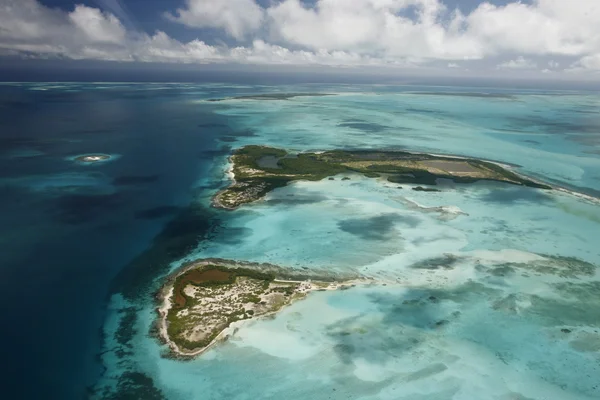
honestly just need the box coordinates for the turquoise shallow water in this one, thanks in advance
[84,84,600,399]
[212,90,600,196]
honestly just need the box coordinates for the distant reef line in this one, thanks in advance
[206,93,334,102]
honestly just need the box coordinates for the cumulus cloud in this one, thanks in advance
[132,32,222,63]
[266,0,482,60]
[0,0,129,57]
[465,1,599,56]
[496,56,537,70]
[0,0,71,43]
[228,40,416,66]
[68,5,126,44]
[1,0,600,74]
[569,54,600,72]
[165,0,264,40]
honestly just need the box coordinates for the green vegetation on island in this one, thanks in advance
[159,260,349,357]
[213,145,552,209]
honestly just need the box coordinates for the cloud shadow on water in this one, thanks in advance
[337,213,420,240]
[322,288,461,377]
[479,186,554,204]
[265,193,329,206]
[134,205,181,220]
[338,120,390,133]
[54,193,126,224]
[113,175,159,185]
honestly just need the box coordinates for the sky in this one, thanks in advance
[1,0,600,80]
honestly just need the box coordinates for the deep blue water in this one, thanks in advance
[0,84,233,399]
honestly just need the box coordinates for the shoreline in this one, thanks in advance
[155,259,362,359]
[211,156,238,210]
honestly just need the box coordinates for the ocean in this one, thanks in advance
[0,82,598,399]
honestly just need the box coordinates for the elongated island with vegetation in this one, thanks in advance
[157,259,356,357]
[213,145,552,209]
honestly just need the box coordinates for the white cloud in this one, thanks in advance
[0,0,395,67]
[165,0,264,40]
[262,0,600,68]
[569,54,600,72]
[69,5,126,44]
[465,1,596,56]
[228,40,415,67]
[0,0,420,67]
[0,0,128,56]
[266,0,385,51]
[132,31,222,63]
[1,0,600,75]
[0,0,70,42]
[496,56,537,70]
[266,0,483,60]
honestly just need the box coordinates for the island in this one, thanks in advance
[213,145,551,209]
[157,259,356,357]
